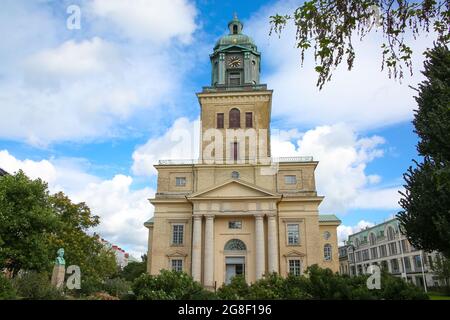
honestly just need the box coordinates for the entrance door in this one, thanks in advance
[225,257,245,284]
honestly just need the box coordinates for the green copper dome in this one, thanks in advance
[213,14,257,52]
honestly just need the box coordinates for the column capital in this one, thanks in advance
[193,215,202,221]
[205,214,215,220]
[267,213,277,219]
[254,213,265,220]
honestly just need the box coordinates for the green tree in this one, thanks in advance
[119,255,147,282]
[431,255,450,294]
[270,1,449,89]
[397,45,450,257]
[48,192,117,285]
[0,171,59,275]
[217,275,250,299]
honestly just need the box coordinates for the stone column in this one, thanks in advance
[147,225,154,274]
[191,215,202,282]
[267,214,279,273]
[255,214,265,279]
[204,215,214,288]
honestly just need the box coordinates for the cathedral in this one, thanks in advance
[144,15,340,289]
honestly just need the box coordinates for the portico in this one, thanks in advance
[187,179,281,287]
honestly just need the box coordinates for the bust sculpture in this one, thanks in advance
[55,248,65,265]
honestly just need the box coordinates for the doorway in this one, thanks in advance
[225,256,245,284]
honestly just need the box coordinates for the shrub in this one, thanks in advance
[0,274,17,300]
[217,275,250,299]
[376,272,429,300]
[13,272,63,300]
[132,270,213,300]
[248,273,286,299]
[104,277,132,299]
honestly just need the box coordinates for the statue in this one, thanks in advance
[55,248,66,265]
[51,248,66,289]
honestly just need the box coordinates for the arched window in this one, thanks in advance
[224,239,246,251]
[324,244,332,261]
[233,25,238,34]
[229,108,240,128]
[369,233,376,246]
[387,226,395,241]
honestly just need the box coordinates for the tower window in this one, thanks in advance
[245,112,253,128]
[233,25,238,34]
[228,72,241,86]
[217,113,224,128]
[229,108,240,128]
[231,142,239,161]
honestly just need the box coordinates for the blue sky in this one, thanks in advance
[0,0,433,257]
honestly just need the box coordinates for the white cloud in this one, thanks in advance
[246,1,434,130]
[271,123,401,212]
[0,1,199,145]
[0,150,153,257]
[132,117,200,176]
[89,0,197,43]
[337,220,375,245]
[351,187,402,210]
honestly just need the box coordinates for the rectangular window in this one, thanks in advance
[217,113,224,129]
[349,253,355,263]
[391,259,399,273]
[171,259,183,272]
[287,224,300,245]
[379,245,387,257]
[284,175,297,185]
[230,142,239,161]
[355,251,361,262]
[175,177,186,187]
[288,259,301,276]
[404,257,411,271]
[245,112,253,128]
[229,72,241,86]
[389,242,397,255]
[414,255,422,270]
[172,224,184,245]
[362,249,369,261]
[370,247,378,259]
[228,221,242,229]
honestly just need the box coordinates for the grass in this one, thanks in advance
[428,291,450,300]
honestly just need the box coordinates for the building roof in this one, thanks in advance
[213,14,258,53]
[0,168,8,176]
[347,217,400,245]
[318,214,341,223]
[144,217,154,227]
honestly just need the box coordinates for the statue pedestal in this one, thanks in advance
[51,265,65,289]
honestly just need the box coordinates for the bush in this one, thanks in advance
[13,272,63,300]
[0,274,17,300]
[376,272,429,300]
[217,275,250,299]
[132,270,214,300]
[104,277,132,299]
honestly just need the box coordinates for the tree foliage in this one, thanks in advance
[119,255,147,282]
[270,0,449,89]
[397,45,450,257]
[431,255,450,293]
[216,265,427,300]
[0,171,59,274]
[132,270,215,300]
[0,171,117,295]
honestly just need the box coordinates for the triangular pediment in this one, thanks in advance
[188,179,280,199]
[283,250,306,258]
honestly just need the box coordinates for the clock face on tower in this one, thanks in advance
[228,56,241,68]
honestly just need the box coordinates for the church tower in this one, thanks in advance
[199,14,271,164]
[145,15,341,288]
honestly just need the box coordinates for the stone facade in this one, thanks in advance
[144,15,340,288]
[347,218,442,288]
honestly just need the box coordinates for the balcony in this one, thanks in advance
[202,84,268,93]
[158,156,314,165]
